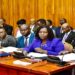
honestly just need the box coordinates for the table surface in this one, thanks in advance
[0,56,74,75]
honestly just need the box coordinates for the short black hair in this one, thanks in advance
[37,19,46,25]
[47,20,52,25]
[17,19,26,25]
[60,18,67,25]
[35,25,54,40]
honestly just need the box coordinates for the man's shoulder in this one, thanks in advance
[29,33,35,39]
[17,36,24,40]
[6,35,15,39]
[71,30,75,33]
[68,31,75,36]
[30,33,35,36]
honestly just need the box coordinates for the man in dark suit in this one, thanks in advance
[0,18,13,35]
[46,19,57,37]
[62,23,75,48]
[56,18,67,38]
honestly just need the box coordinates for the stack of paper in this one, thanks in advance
[13,60,31,66]
[27,52,48,58]
[57,53,75,62]
[0,47,18,53]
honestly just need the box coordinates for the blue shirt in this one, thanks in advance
[23,38,64,55]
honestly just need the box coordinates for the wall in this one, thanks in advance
[0,0,75,34]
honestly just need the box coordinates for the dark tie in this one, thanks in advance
[25,37,28,47]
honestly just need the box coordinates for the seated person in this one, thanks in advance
[0,18,13,35]
[46,19,57,37]
[61,23,75,48]
[14,19,26,38]
[29,18,36,33]
[33,19,46,33]
[0,27,16,48]
[16,24,35,48]
[22,25,64,56]
[56,18,67,38]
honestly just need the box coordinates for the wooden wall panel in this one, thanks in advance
[0,0,2,17]
[0,0,75,34]
[1,0,9,23]
[72,0,75,28]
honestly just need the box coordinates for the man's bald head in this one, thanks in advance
[62,23,71,33]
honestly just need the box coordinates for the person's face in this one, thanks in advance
[46,21,49,26]
[0,20,3,24]
[30,20,35,25]
[62,26,70,33]
[36,21,41,26]
[60,19,66,25]
[39,28,48,40]
[20,25,30,36]
[46,21,51,26]
[0,28,6,39]
[0,19,4,27]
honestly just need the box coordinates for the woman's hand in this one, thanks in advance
[35,48,47,54]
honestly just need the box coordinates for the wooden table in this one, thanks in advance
[0,56,74,75]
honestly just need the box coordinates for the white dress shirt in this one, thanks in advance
[62,31,71,42]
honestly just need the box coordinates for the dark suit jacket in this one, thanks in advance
[51,26,57,31]
[64,31,75,47]
[55,26,62,38]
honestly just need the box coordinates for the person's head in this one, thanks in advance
[60,18,67,25]
[35,25,54,40]
[19,24,30,37]
[17,19,26,27]
[0,18,5,27]
[61,23,71,33]
[35,19,46,26]
[30,18,36,25]
[0,27,6,39]
[46,20,52,26]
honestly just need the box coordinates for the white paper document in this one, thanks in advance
[0,47,18,53]
[27,52,48,58]
[57,53,75,62]
[13,60,31,66]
